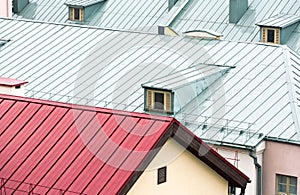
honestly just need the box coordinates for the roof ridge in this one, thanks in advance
[282,46,300,141]
[0,93,172,121]
[0,17,157,36]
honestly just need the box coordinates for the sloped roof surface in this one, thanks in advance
[0,94,173,194]
[0,18,300,147]
[13,0,300,52]
[0,94,250,193]
[13,0,167,32]
[170,0,300,53]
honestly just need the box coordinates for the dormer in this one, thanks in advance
[65,0,106,22]
[0,77,28,96]
[142,66,232,115]
[184,30,223,40]
[256,14,300,45]
[142,87,174,115]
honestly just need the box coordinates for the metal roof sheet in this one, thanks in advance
[65,0,106,7]
[169,0,300,53]
[256,14,300,28]
[142,66,230,90]
[13,0,167,33]
[0,18,300,148]
[12,0,300,53]
[0,94,250,193]
[0,94,173,194]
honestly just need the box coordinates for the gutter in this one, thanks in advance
[249,150,262,195]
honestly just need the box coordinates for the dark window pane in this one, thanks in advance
[278,175,287,184]
[290,177,297,185]
[290,186,297,194]
[267,29,275,42]
[158,167,167,184]
[154,92,164,110]
[74,8,80,20]
[278,184,287,192]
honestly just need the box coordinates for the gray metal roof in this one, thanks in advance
[13,0,167,33]
[169,0,300,53]
[1,18,300,147]
[256,14,300,28]
[13,0,300,53]
[65,0,106,7]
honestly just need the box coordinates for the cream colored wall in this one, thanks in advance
[128,139,228,195]
[0,0,12,17]
[0,85,25,96]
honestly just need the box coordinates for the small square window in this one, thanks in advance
[144,89,173,114]
[69,7,84,21]
[15,85,21,89]
[276,174,297,195]
[157,166,167,185]
[267,29,275,43]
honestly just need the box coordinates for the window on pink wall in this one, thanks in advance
[276,174,297,195]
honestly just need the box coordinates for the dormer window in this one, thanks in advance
[69,7,84,21]
[261,28,280,44]
[65,0,106,23]
[144,88,173,114]
[257,14,300,45]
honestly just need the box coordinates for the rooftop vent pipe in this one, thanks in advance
[229,0,248,23]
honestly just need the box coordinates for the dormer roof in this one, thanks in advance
[256,14,300,28]
[65,0,106,7]
[142,65,231,91]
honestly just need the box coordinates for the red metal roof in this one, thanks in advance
[0,94,250,194]
[0,77,28,87]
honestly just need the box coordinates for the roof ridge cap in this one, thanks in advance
[282,47,300,141]
[0,17,157,35]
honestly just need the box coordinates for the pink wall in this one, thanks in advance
[0,0,12,17]
[262,140,300,195]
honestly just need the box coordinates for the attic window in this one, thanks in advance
[15,85,21,89]
[256,14,300,45]
[262,28,280,44]
[69,7,84,21]
[144,89,173,114]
